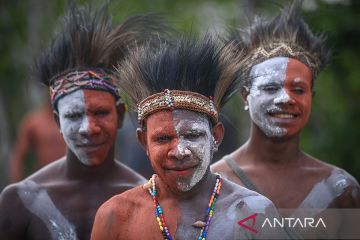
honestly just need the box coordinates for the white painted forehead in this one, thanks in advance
[250,57,289,77]
[172,109,210,125]
[57,90,85,112]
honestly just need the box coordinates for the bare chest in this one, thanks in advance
[242,168,328,209]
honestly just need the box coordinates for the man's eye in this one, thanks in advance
[95,110,109,116]
[65,113,82,119]
[155,135,172,143]
[293,88,304,94]
[184,132,204,140]
[261,85,280,93]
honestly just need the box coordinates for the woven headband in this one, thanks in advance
[49,69,121,111]
[137,89,218,125]
[247,42,321,78]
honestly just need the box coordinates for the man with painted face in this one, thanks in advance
[211,1,360,238]
[0,4,171,240]
[91,37,287,240]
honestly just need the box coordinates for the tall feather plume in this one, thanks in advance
[116,34,245,117]
[214,41,246,108]
[34,2,173,87]
[229,0,331,88]
[115,44,152,109]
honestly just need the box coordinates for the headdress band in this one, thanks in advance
[137,89,218,124]
[248,42,321,78]
[49,69,121,110]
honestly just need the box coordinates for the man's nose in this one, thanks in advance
[274,89,295,105]
[168,138,191,160]
[78,116,100,136]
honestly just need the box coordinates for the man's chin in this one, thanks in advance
[79,156,105,167]
[175,176,199,192]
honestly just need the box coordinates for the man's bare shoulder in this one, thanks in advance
[1,178,49,206]
[301,153,360,207]
[1,182,24,205]
[0,179,41,238]
[220,178,275,212]
[100,185,147,214]
[324,166,360,207]
[1,158,63,202]
[113,161,147,186]
[211,158,231,174]
[92,185,149,239]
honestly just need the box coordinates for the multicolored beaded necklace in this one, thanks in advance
[147,174,222,240]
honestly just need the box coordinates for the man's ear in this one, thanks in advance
[312,90,316,98]
[116,103,126,129]
[240,86,250,106]
[211,122,225,152]
[53,111,61,129]
[136,127,149,155]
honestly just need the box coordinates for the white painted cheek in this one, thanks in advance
[248,58,289,137]
[56,91,92,164]
[187,128,212,191]
[172,112,212,191]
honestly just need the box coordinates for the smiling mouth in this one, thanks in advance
[165,165,198,175]
[269,113,297,119]
[76,142,105,149]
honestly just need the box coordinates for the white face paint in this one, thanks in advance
[57,90,92,165]
[172,110,214,192]
[248,57,290,137]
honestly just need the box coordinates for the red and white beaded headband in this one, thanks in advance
[137,89,218,125]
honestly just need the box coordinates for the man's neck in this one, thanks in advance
[156,170,217,202]
[64,148,116,181]
[243,124,302,166]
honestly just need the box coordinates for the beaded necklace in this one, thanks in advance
[147,174,222,240]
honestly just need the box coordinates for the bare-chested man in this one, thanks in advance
[211,2,360,239]
[9,101,66,182]
[0,4,169,239]
[91,37,286,239]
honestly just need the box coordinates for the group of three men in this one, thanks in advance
[1,1,359,240]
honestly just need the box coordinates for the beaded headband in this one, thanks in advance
[247,42,321,78]
[137,89,218,124]
[49,69,121,110]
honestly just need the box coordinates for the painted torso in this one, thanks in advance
[212,153,359,210]
[91,175,285,240]
[211,151,360,238]
[0,158,145,240]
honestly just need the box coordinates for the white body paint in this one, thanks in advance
[248,57,291,137]
[172,110,214,192]
[294,168,359,216]
[18,181,78,240]
[57,90,93,165]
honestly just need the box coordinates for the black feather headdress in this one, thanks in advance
[115,35,244,125]
[34,2,171,111]
[230,0,331,88]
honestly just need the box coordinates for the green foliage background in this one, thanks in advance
[0,0,359,189]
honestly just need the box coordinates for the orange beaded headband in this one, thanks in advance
[137,89,218,124]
